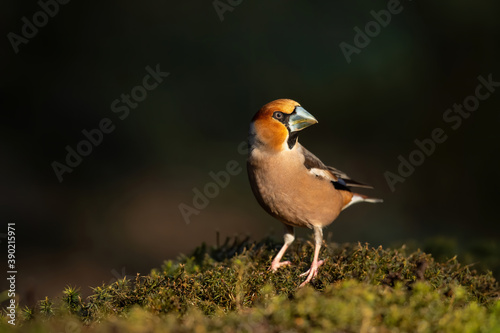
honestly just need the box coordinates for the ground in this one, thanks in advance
[2,237,499,332]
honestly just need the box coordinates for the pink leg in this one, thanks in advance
[270,224,294,271]
[299,226,324,287]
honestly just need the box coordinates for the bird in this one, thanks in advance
[247,99,382,287]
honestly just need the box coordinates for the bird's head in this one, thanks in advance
[250,99,318,151]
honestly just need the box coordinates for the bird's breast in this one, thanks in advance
[248,149,344,228]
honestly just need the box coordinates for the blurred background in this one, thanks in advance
[1,0,499,304]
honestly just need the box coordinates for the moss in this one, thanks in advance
[2,238,499,332]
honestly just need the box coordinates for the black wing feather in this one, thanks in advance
[299,144,373,189]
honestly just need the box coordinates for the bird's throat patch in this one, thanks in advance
[287,131,299,149]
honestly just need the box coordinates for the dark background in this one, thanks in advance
[1,0,499,303]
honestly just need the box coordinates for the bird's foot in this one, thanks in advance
[299,260,324,287]
[269,260,291,272]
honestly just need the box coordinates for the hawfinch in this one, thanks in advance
[247,99,382,287]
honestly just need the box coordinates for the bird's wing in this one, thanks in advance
[298,143,373,189]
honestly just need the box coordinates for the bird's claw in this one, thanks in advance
[269,261,291,272]
[299,260,324,287]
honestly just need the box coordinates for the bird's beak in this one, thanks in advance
[288,106,318,132]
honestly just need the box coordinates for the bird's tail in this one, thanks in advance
[342,193,383,211]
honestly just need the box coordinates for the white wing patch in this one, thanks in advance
[308,168,336,181]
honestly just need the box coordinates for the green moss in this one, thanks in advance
[2,238,499,332]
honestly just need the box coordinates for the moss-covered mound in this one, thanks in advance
[2,238,499,332]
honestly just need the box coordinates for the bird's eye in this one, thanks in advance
[273,111,284,120]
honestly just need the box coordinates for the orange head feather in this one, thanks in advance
[251,99,302,151]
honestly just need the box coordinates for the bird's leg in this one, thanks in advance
[269,224,294,271]
[299,226,324,287]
